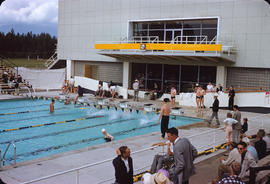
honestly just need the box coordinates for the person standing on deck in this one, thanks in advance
[232,105,242,143]
[171,86,177,107]
[157,98,171,139]
[228,86,235,110]
[207,93,220,126]
[133,79,139,101]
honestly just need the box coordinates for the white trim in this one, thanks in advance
[217,16,220,44]
[128,16,219,23]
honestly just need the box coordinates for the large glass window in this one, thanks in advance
[181,66,198,92]
[131,63,217,93]
[132,18,218,43]
[199,66,217,88]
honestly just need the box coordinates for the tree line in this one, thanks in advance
[0,29,57,59]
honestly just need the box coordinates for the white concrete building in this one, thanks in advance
[58,0,270,93]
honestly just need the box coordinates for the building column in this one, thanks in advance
[216,66,226,88]
[66,59,74,80]
[123,61,130,88]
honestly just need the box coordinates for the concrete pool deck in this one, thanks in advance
[0,92,269,184]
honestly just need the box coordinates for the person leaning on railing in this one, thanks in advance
[150,141,174,174]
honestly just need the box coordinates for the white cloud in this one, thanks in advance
[0,0,58,24]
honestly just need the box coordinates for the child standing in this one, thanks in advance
[241,118,248,135]
[224,112,238,148]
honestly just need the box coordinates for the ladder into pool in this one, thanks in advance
[0,142,16,167]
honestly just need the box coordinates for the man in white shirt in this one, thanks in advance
[206,82,214,92]
[133,79,139,101]
[69,76,75,93]
[113,146,133,184]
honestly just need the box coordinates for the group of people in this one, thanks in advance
[113,127,198,184]
[213,128,270,184]
[95,81,117,100]
[62,76,75,94]
[1,71,24,92]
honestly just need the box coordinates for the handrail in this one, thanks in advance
[21,145,159,184]
[21,113,269,184]
[131,36,159,43]
[2,142,16,166]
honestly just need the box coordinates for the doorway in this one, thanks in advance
[165,29,183,43]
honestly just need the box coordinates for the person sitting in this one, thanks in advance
[238,142,257,183]
[150,141,174,174]
[262,132,270,155]
[216,142,241,182]
[242,137,258,162]
[101,128,114,142]
[95,84,103,97]
[255,129,267,159]
[110,84,116,100]
[142,170,171,184]
[17,74,22,83]
[101,82,109,98]
[217,162,244,184]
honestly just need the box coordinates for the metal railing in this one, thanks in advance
[173,35,210,44]
[131,36,159,43]
[21,113,270,184]
[0,83,36,97]
[2,142,16,166]
[45,51,58,68]
[21,146,160,184]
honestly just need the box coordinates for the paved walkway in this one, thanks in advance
[0,92,269,184]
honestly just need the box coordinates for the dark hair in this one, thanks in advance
[119,146,128,156]
[233,105,239,110]
[257,129,266,138]
[166,127,178,136]
[52,99,55,102]
[230,142,238,149]
[243,118,248,122]
[238,142,247,148]
[226,112,232,118]
[163,98,170,102]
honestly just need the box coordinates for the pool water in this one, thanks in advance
[0,99,202,164]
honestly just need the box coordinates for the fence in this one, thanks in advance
[19,113,270,184]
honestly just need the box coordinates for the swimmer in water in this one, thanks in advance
[50,99,55,113]
[102,128,114,142]
[64,99,69,105]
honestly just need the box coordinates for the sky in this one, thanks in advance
[0,0,58,36]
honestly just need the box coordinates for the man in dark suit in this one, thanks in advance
[113,146,133,184]
[167,127,198,184]
[207,94,220,126]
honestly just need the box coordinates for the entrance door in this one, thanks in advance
[84,64,92,78]
[165,29,182,43]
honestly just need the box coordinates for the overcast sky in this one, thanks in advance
[0,0,58,36]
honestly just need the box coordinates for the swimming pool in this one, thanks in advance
[0,98,202,164]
